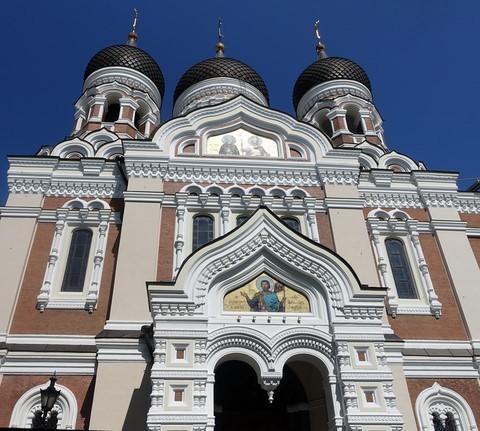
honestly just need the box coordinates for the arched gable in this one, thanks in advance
[149,95,336,163]
[148,207,385,322]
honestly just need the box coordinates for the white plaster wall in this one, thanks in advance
[434,229,480,340]
[427,206,459,221]
[5,193,43,207]
[0,216,38,333]
[325,185,380,288]
[109,200,162,322]
[328,208,379,288]
[390,363,417,429]
[129,177,164,192]
[89,362,150,431]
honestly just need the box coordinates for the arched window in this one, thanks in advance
[345,106,364,134]
[192,215,214,251]
[104,103,120,122]
[315,108,333,137]
[416,383,478,431]
[282,217,300,232]
[9,381,78,429]
[61,229,93,292]
[385,238,417,299]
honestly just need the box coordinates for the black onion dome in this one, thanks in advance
[84,45,165,98]
[173,57,269,104]
[293,57,371,110]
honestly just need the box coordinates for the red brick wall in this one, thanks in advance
[468,237,480,269]
[10,223,120,335]
[460,213,480,228]
[42,197,123,212]
[317,212,334,251]
[161,182,325,200]
[407,378,480,428]
[157,208,176,281]
[387,233,468,340]
[0,375,95,429]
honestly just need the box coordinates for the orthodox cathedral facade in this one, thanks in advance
[0,18,479,431]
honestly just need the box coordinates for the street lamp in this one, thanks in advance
[32,374,61,429]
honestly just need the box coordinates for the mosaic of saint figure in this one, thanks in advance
[219,134,240,155]
[240,276,285,312]
[243,135,270,156]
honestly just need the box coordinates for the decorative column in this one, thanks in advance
[88,95,107,123]
[304,197,319,242]
[86,209,111,313]
[367,219,398,317]
[406,220,442,318]
[219,195,231,235]
[174,194,187,273]
[37,208,69,312]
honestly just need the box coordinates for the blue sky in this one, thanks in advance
[1,1,479,205]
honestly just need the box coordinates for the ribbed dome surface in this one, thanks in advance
[84,45,165,98]
[293,57,371,109]
[174,57,269,104]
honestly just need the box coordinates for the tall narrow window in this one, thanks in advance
[282,217,300,232]
[192,215,214,251]
[104,103,120,122]
[61,229,93,292]
[385,238,417,299]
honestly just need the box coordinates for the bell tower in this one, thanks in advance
[72,10,164,139]
[293,22,385,148]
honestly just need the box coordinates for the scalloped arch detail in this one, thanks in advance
[378,151,419,172]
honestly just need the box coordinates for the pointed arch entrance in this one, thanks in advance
[213,360,329,431]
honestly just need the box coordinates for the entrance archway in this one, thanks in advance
[214,360,329,431]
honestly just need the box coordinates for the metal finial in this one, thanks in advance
[127,8,139,46]
[314,20,321,43]
[132,8,138,33]
[314,20,327,60]
[216,17,225,57]
[218,18,224,43]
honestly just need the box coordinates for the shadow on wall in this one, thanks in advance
[122,362,152,431]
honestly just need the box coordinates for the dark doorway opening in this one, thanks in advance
[214,360,311,431]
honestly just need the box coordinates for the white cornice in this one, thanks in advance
[361,193,423,209]
[324,198,365,209]
[430,220,468,231]
[96,338,151,363]
[1,351,96,375]
[403,358,479,378]
[126,162,322,187]
[7,157,126,198]
[8,178,126,198]
[0,207,42,218]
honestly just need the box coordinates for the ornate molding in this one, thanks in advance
[194,230,347,313]
[173,77,268,116]
[127,164,321,187]
[8,179,125,198]
[83,66,162,107]
[361,193,423,209]
[150,370,207,379]
[319,170,359,185]
[297,80,373,118]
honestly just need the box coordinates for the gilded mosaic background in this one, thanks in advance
[224,274,310,313]
[206,129,278,157]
